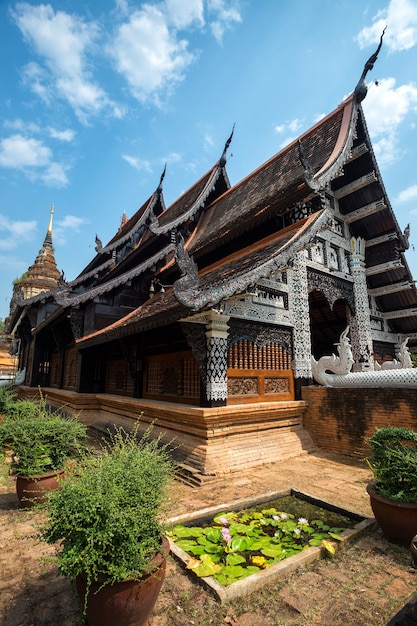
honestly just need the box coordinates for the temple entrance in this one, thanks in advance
[308,290,349,360]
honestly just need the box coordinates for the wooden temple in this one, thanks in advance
[7,37,417,480]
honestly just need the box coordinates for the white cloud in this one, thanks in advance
[42,162,70,187]
[13,1,244,114]
[57,215,86,230]
[165,0,204,29]
[21,61,51,104]
[4,118,41,134]
[396,184,417,203]
[0,134,51,168]
[163,151,182,164]
[54,214,89,245]
[12,3,120,122]
[0,133,70,187]
[110,4,196,105]
[362,77,417,165]
[204,131,215,151]
[0,214,37,251]
[109,1,244,104]
[207,0,242,44]
[356,0,417,52]
[275,119,303,134]
[122,154,152,172]
[48,128,76,142]
[275,118,304,149]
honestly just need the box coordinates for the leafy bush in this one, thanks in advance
[0,390,87,476]
[368,426,417,503]
[0,385,16,415]
[41,423,174,600]
[0,415,87,476]
[5,400,41,421]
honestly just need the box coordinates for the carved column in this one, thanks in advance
[350,236,374,370]
[204,311,230,407]
[290,251,312,387]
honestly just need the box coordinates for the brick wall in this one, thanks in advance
[302,386,417,460]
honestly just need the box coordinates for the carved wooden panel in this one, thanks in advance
[49,352,61,388]
[227,369,294,404]
[228,339,291,370]
[63,345,79,390]
[144,350,200,403]
[105,358,134,396]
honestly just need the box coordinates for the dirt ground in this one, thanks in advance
[1,450,417,626]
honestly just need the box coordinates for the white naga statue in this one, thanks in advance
[311,328,417,388]
[0,368,26,388]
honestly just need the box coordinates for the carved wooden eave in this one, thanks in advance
[76,208,334,349]
[99,189,165,255]
[301,96,358,193]
[148,160,230,236]
[54,242,176,307]
[31,304,68,335]
[173,206,333,311]
[64,257,115,289]
[76,288,189,349]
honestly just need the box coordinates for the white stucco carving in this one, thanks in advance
[311,329,416,388]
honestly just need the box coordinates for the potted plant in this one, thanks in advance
[0,390,87,507]
[40,423,174,626]
[366,426,417,547]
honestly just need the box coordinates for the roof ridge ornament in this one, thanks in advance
[219,124,235,167]
[354,27,386,103]
[298,139,321,192]
[173,232,199,307]
[95,234,103,252]
[157,163,166,194]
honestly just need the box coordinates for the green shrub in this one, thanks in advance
[41,423,174,600]
[368,426,417,503]
[6,400,40,421]
[0,385,16,415]
[0,415,87,476]
[0,390,87,476]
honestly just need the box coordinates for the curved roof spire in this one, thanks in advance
[354,27,386,103]
[219,124,235,167]
[157,163,167,194]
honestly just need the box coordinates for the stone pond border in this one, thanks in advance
[167,488,376,603]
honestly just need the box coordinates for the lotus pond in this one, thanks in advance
[168,493,356,587]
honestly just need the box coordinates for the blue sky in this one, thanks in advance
[1,0,417,322]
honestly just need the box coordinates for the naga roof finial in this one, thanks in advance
[219,123,235,167]
[157,163,166,194]
[354,27,386,103]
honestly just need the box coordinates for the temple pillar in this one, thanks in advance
[349,236,374,371]
[291,251,312,396]
[204,310,230,407]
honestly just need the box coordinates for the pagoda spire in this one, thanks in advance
[16,204,61,300]
[44,202,54,246]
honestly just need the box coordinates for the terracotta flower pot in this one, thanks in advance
[16,470,64,508]
[75,536,169,626]
[367,482,417,547]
